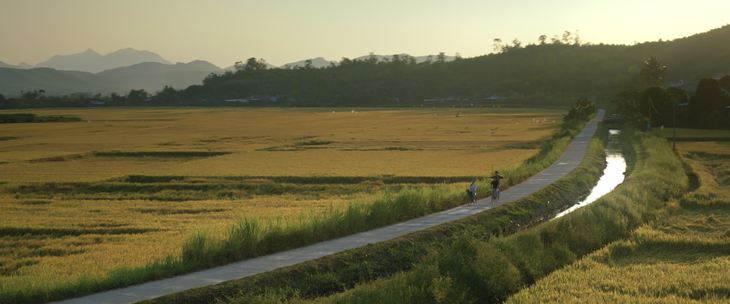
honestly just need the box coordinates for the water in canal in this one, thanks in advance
[554,129,626,219]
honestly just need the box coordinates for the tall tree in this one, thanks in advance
[688,78,730,128]
[436,52,446,63]
[126,89,149,106]
[367,52,378,65]
[612,88,647,126]
[561,31,572,44]
[720,75,730,92]
[21,89,45,101]
[641,86,674,126]
[236,57,267,71]
[550,35,560,44]
[639,56,669,87]
[493,38,502,53]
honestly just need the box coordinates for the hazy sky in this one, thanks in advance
[2,0,729,68]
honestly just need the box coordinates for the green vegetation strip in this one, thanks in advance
[0,227,160,237]
[5,181,391,201]
[0,114,82,123]
[115,175,480,185]
[92,151,232,157]
[671,137,730,142]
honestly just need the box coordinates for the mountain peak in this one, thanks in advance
[113,47,140,53]
[35,48,171,73]
[82,49,101,55]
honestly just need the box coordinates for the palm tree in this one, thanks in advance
[640,56,669,87]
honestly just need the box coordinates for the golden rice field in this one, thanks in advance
[0,107,562,181]
[506,139,730,303]
[0,107,565,292]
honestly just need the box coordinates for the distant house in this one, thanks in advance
[712,72,730,80]
[249,95,269,101]
[276,94,295,101]
[666,79,684,87]
[423,98,437,102]
[484,93,507,100]
[438,96,459,103]
[224,99,249,103]
[88,100,105,106]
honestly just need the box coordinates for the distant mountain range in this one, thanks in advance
[0,48,175,72]
[0,48,456,96]
[6,48,172,73]
[0,61,222,96]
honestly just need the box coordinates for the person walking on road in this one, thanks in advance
[490,171,504,204]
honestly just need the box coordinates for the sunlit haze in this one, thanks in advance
[2,0,729,68]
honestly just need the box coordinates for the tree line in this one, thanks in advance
[612,56,730,129]
[1,25,729,115]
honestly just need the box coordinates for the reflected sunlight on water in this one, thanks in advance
[554,129,626,219]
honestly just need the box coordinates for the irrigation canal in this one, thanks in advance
[554,129,626,219]
[55,110,628,304]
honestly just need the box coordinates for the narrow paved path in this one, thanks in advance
[55,110,605,304]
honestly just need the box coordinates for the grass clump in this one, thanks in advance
[179,186,466,267]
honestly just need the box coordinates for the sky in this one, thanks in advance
[2,0,729,69]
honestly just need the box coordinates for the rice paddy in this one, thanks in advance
[0,107,566,301]
[505,137,730,303]
[0,107,559,181]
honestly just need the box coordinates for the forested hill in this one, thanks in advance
[2,25,729,109]
[191,25,730,107]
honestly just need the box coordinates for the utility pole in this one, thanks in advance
[648,97,652,129]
